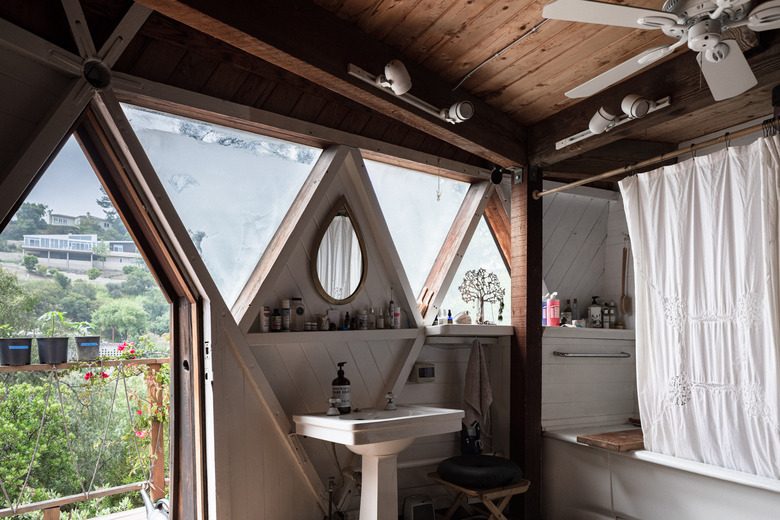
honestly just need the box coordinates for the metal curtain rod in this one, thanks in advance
[532,116,780,200]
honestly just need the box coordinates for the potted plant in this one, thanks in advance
[36,311,70,364]
[0,324,33,366]
[73,321,101,361]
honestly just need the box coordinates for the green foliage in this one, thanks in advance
[53,271,71,291]
[93,299,147,342]
[121,268,156,296]
[106,282,123,298]
[0,203,49,240]
[0,377,78,504]
[23,254,39,272]
[0,238,18,252]
[87,267,101,280]
[76,214,103,235]
[92,240,109,262]
[0,269,39,336]
[72,279,98,299]
[35,264,49,276]
[38,311,71,337]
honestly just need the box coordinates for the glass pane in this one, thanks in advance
[121,104,322,306]
[440,217,510,324]
[365,159,468,296]
[0,135,171,516]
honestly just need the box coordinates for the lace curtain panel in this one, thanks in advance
[619,135,780,479]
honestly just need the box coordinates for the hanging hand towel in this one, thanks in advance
[462,339,493,428]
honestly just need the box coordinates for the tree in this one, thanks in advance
[23,254,39,272]
[87,267,101,280]
[0,202,49,240]
[92,240,109,264]
[92,300,147,342]
[53,271,71,291]
[122,268,156,296]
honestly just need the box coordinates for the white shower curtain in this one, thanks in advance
[619,135,780,479]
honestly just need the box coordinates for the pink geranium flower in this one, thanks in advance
[84,372,93,381]
[137,409,143,415]
[135,430,149,439]
[101,372,109,378]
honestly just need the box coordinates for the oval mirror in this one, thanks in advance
[312,196,368,305]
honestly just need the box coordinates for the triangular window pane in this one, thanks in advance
[365,159,469,296]
[440,217,510,324]
[121,104,322,306]
[0,135,171,515]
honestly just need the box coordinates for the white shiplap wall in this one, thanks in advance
[542,185,610,319]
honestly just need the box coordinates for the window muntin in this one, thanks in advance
[121,104,323,307]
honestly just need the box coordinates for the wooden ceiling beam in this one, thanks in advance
[133,0,528,168]
[529,31,780,167]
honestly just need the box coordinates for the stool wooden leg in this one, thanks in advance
[483,497,508,520]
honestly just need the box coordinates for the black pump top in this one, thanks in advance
[337,361,346,376]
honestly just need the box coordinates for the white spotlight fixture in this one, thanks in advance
[348,62,474,124]
[556,96,672,150]
[378,60,412,95]
[588,107,616,134]
[621,94,654,119]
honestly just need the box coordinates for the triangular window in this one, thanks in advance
[121,104,323,307]
[364,159,469,297]
[440,217,511,324]
[0,133,171,511]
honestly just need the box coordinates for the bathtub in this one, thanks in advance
[542,425,780,520]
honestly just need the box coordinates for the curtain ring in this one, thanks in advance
[690,144,696,160]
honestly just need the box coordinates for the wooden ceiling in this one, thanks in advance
[1,0,779,186]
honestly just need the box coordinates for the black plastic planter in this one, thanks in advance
[76,336,101,361]
[0,338,33,366]
[37,337,69,364]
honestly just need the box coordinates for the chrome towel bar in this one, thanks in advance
[553,351,631,358]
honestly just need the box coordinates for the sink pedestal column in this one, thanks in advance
[348,438,414,520]
[360,453,399,520]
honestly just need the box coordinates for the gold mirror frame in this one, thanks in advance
[311,196,368,305]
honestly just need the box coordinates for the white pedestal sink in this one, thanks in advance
[293,404,464,520]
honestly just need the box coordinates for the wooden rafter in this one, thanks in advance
[484,189,511,273]
[133,0,528,168]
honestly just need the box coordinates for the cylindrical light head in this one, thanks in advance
[447,101,474,123]
[621,94,654,118]
[384,60,412,95]
[588,107,616,134]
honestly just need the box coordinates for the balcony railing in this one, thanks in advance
[0,358,169,519]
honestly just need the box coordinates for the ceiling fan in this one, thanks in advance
[542,0,780,100]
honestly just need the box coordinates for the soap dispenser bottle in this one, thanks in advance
[332,362,351,414]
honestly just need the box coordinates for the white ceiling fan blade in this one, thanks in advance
[696,40,757,101]
[747,0,780,31]
[543,0,678,29]
[566,45,676,98]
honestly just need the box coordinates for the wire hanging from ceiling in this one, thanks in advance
[452,19,550,91]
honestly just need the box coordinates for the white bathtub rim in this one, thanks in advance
[544,424,780,495]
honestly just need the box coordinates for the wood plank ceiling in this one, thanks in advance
[2,0,780,187]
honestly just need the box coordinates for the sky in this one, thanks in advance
[25,136,106,217]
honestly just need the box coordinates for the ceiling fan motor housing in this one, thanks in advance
[688,18,723,52]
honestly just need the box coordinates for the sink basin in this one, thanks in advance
[293,404,464,520]
[293,404,464,446]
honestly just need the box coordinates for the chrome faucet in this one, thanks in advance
[384,392,397,410]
